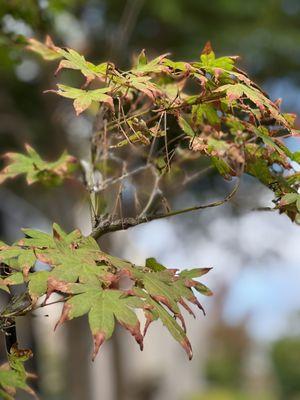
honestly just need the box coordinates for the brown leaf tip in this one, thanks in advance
[54,302,71,331]
[181,337,193,360]
[121,321,144,351]
[202,41,213,55]
[92,332,106,361]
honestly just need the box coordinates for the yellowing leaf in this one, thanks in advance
[215,83,287,125]
[54,47,110,83]
[27,36,60,61]
[50,84,114,115]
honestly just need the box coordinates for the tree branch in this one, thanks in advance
[91,180,239,239]
[0,264,18,354]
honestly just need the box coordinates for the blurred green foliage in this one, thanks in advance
[204,322,250,388]
[271,337,300,399]
[187,388,273,400]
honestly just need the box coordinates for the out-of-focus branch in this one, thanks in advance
[0,264,18,355]
[109,0,145,63]
[91,164,150,193]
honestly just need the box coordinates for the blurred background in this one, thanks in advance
[1,1,300,399]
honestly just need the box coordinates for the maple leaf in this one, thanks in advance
[53,282,144,359]
[20,224,113,287]
[194,42,237,73]
[178,116,196,137]
[1,221,212,360]
[129,263,212,357]
[0,144,78,186]
[114,73,162,101]
[132,50,170,75]
[133,287,194,359]
[277,192,300,221]
[1,223,102,294]
[192,104,220,125]
[253,126,289,156]
[214,83,288,125]
[48,84,114,115]
[279,193,300,207]
[54,47,110,84]
[1,224,114,307]
[0,346,36,399]
[27,36,60,61]
[0,240,36,276]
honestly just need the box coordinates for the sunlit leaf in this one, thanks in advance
[0,145,78,186]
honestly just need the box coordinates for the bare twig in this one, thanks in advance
[91,164,150,193]
[182,165,214,185]
[138,168,161,218]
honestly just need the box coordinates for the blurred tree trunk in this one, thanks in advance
[66,317,92,400]
[111,327,127,400]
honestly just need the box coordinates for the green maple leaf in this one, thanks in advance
[54,47,109,83]
[133,50,170,75]
[0,241,36,275]
[133,269,182,314]
[53,282,144,359]
[192,104,220,125]
[178,116,196,137]
[0,144,77,186]
[0,346,36,399]
[27,271,50,301]
[194,42,236,73]
[0,223,81,277]
[0,223,133,301]
[1,222,213,360]
[49,84,114,115]
[253,126,289,156]
[22,224,114,287]
[198,52,235,72]
[279,193,300,207]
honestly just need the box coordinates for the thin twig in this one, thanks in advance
[182,165,214,185]
[92,164,150,193]
[138,169,161,218]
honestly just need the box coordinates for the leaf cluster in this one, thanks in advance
[0,224,212,360]
[0,36,299,399]
[23,37,300,222]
